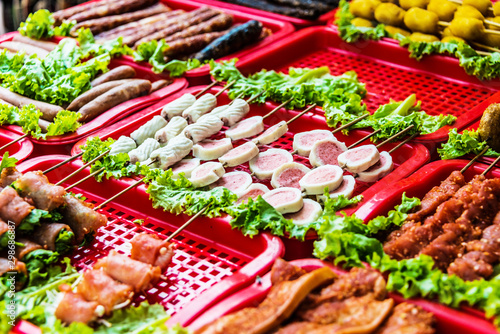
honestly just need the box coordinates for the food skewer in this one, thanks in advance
[0,133,29,152]
[43,152,84,174]
[347,129,382,149]
[54,149,111,186]
[460,145,490,174]
[193,80,219,98]
[64,167,106,191]
[481,154,500,175]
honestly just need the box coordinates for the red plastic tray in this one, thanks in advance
[14,154,284,330]
[354,159,500,325]
[0,127,33,163]
[183,0,338,28]
[188,258,498,333]
[229,26,500,145]
[0,32,188,148]
[116,0,295,85]
[72,85,429,259]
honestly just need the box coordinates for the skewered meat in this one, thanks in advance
[190,162,226,188]
[299,165,344,195]
[0,167,21,188]
[249,148,293,180]
[284,198,323,225]
[67,0,157,22]
[194,20,263,62]
[15,238,42,261]
[211,171,253,196]
[32,223,73,252]
[308,267,387,304]
[15,171,66,211]
[217,0,322,20]
[262,187,304,214]
[309,138,347,167]
[155,116,188,146]
[130,115,168,145]
[163,30,228,57]
[194,266,336,334]
[293,130,335,157]
[270,258,307,285]
[70,3,171,35]
[193,138,233,160]
[61,195,108,243]
[316,175,356,202]
[171,158,201,178]
[109,136,137,155]
[215,99,250,126]
[90,66,136,87]
[161,94,197,120]
[164,13,234,43]
[253,121,288,145]
[376,303,436,334]
[280,296,394,333]
[182,93,217,123]
[357,151,394,182]
[405,171,465,223]
[128,138,160,163]
[218,142,260,167]
[183,115,223,143]
[226,116,265,140]
[94,250,161,292]
[77,269,133,315]
[338,144,380,173]
[236,183,270,204]
[271,162,311,189]
[150,135,193,170]
[55,284,101,325]
[0,187,33,226]
[130,233,175,270]
[0,219,8,241]
[133,8,220,47]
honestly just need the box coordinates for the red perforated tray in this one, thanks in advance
[14,154,284,330]
[72,85,429,259]
[354,159,500,326]
[182,0,338,28]
[188,258,498,333]
[229,26,500,144]
[0,127,33,163]
[116,0,295,85]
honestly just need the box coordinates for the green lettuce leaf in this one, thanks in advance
[0,152,17,174]
[18,9,55,40]
[335,0,388,43]
[18,209,51,233]
[77,28,132,58]
[46,110,82,136]
[23,249,60,273]
[438,128,500,160]
[54,229,75,254]
[366,193,420,234]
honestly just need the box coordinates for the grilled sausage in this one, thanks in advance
[12,34,57,51]
[67,79,135,111]
[164,31,227,58]
[0,87,63,121]
[90,66,136,87]
[67,0,157,23]
[164,13,234,43]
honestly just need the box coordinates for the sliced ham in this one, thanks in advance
[309,138,347,167]
[190,162,226,188]
[183,115,223,143]
[236,183,270,204]
[316,175,356,203]
[284,198,323,226]
[218,141,259,167]
[94,250,161,292]
[171,158,201,179]
[357,151,394,182]
[299,165,344,195]
[155,116,188,146]
[226,116,265,140]
[130,233,175,270]
[182,93,217,123]
[262,187,304,214]
[77,269,133,315]
[293,130,335,157]
[161,93,196,119]
[338,144,380,173]
[55,284,100,324]
[249,149,293,180]
[193,138,233,161]
[271,162,311,190]
[211,171,253,196]
[253,121,288,145]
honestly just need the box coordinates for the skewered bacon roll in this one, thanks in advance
[15,171,66,212]
[130,233,175,270]
[0,187,33,226]
[55,284,101,325]
[94,250,161,292]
